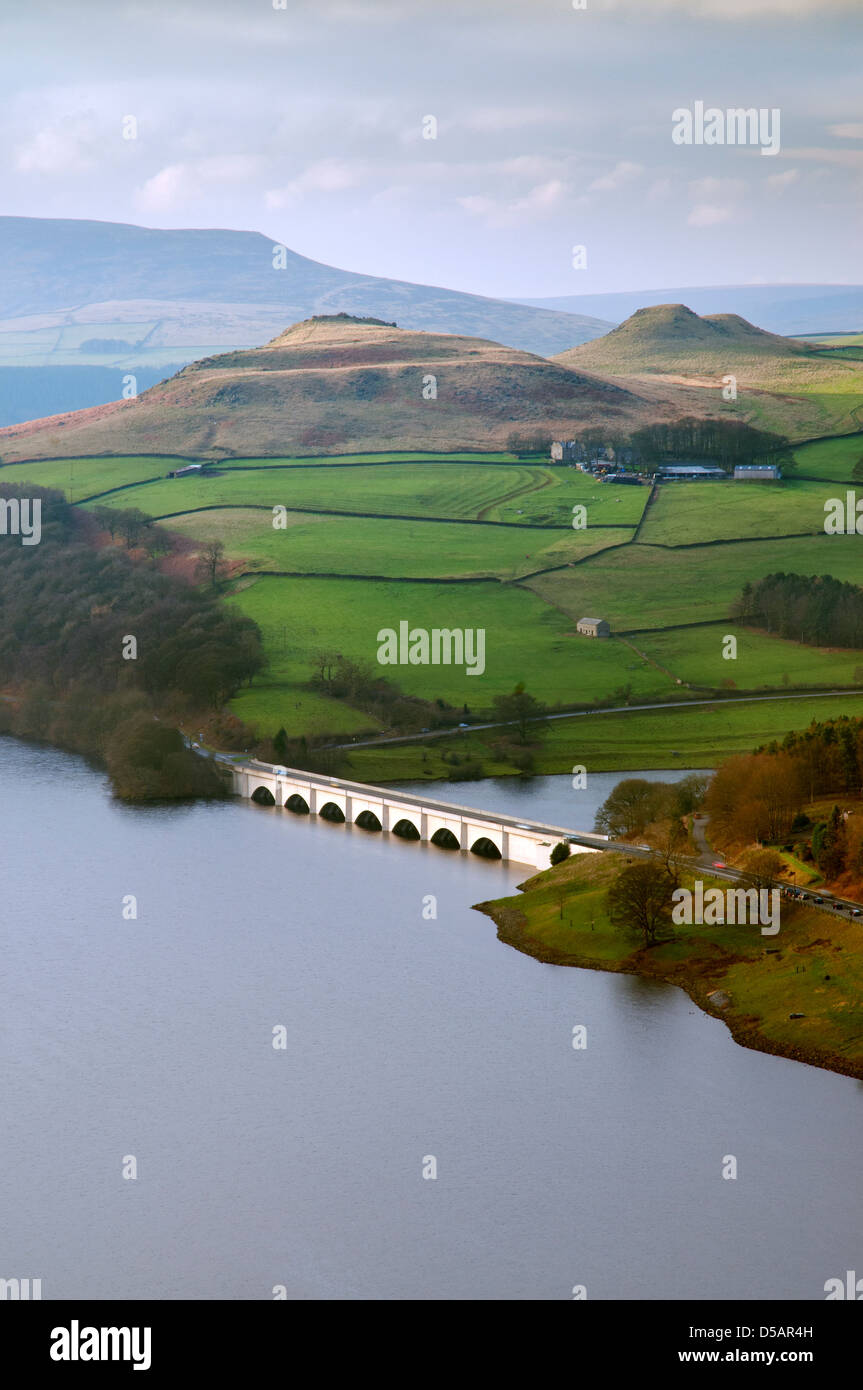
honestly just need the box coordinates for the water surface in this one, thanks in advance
[1,739,859,1300]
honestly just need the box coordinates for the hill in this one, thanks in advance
[554,303,810,374]
[512,284,863,337]
[0,313,710,461]
[0,217,612,361]
[552,303,863,438]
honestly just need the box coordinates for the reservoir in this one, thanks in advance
[2,738,860,1300]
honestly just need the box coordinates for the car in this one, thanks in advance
[712,861,726,869]
[458,722,470,729]
[421,728,430,733]
[853,909,862,917]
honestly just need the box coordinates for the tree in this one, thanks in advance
[491,683,547,743]
[105,716,225,801]
[606,860,677,947]
[195,539,228,590]
[550,841,570,866]
[656,820,687,879]
[595,778,672,839]
[273,727,290,763]
[739,847,783,891]
[813,805,847,878]
[507,429,552,458]
[672,772,710,817]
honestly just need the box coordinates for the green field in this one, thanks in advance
[524,533,863,631]
[13,431,863,765]
[167,508,632,580]
[80,461,647,528]
[223,451,522,467]
[637,477,838,546]
[345,692,863,782]
[790,433,863,482]
[0,454,187,498]
[225,574,676,736]
[634,623,863,690]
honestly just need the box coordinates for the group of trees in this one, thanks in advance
[594,772,708,839]
[733,572,863,650]
[704,717,863,880]
[629,417,787,470]
[0,483,265,792]
[705,750,811,847]
[105,718,226,801]
[309,649,460,735]
[506,430,553,457]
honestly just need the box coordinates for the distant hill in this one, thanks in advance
[554,303,810,374]
[0,314,716,462]
[512,285,863,337]
[552,303,863,441]
[0,217,612,359]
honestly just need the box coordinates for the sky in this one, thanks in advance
[2,0,862,299]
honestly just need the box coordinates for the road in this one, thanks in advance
[332,688,863,750]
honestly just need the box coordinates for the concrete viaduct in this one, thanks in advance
[219,758,604,870]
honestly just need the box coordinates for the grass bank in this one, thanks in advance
[475,851,863,1080]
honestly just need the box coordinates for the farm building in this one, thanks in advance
[551,440,580,462]
[733,464,782,480]
[655,464,727,481]
[576,617,611,638]
[168,463,204,478]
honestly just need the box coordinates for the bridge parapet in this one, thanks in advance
[223,757,599,869]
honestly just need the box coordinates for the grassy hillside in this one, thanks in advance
[6,433,863,764]
[0,314,718,462]
[476,851,863,1079]
[554,304,863,438]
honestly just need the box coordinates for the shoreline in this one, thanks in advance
[475,887,863,1084]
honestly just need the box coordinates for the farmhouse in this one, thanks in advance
[168,463,203,478]
[733,464,782,481]
[576,617,610,638]
[551,440,580,462]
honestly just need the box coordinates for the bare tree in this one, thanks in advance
[195,539,227,590]
[606,860,677,947]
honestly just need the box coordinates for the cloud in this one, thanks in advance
[265,158,368,208]
[828,124,863,140]
[135,155,262,211]
[458,179,565,228]
[687,176,744,227]
[587,161,643,193]
[599,0,858,15]
[462,106,564,134]
[766,168,799,192]
[783,146,863,168]
[15,118,97,174]
[135,163,187,211]
[647,177,672,202]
